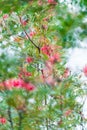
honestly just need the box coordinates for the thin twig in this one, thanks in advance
[18,15,40,53]
[18,110,23,130]
[8,106,14,130]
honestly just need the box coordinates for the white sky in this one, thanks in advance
[66,47,87,72]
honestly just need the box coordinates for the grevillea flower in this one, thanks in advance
[38,0,42,6]
[23,82,35,91]
[12,79,36,91]
[49,53,61,64]
[43,17,49,21]
[0,78,35,91]
[0,80,13,90]
[0,117,7,124]
[41,45,51,56]
[4,79,13,90]
[24,72,32,77]
[25,31,36,39]
[45,75,56,86]
[29,31,36,38]
[3,14,9,19]
[26,56,34,63]
[48,0,57,4]
[41,61,56,86]
[83,65,87,76]
[21,20,27,26]
[64,109,72,117]
[63,68,70,78]
[18,68,32,79]
[12,79,24,88]
[18,71,32,79]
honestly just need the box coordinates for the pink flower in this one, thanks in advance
[49,53,61,64]
[41,45,51,56]
[63,68,70,78]
[0,117,7,124]
[64,110,72,117]
[23,82,35,91]
[26,57,33,63]
[24,72,32,77]
[3,14,9,19]
[12,79,24,88]
[38,0,42,6]
[42,25,48,30]
[0,78,35,91]
[4,79,13,90]
[21,20,27,26]
[48,0,57,4]
[18,68,32,78]
[29,31,36,38]
[45,75,56,86]
[83,65,87,76]
[41,61,56,86]
[43,17,49,21]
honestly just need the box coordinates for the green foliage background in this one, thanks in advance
[0,0,87,130]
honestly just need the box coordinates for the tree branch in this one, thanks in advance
[18,15,40,53]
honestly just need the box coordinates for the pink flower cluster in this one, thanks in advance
[41,45,51,56]
[21,20,27,26]
[41,45,61,64]
[0,117,6,124]
[83,65,87,77]
[41,61,56,86]
[48,0,57,4]
[26,56,34,63]
[40,45,61,85]
[0,79,35,91]
[25,31,36,39]
[49,53,60,64]
[63,68,70,78]
[18,68,32,79]
[29,31,36,38]
[3,14,9,20]
[64,109,72,117]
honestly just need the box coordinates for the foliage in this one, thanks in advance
[0,0,87,130]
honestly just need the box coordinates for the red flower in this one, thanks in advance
[26,57,33,63]
[48,0,57,4]
[83,65,87,76]
[23,82,35,91]
[41,45,51,56]
[24,72,32,77]
[63,68,70,78]
[49,53,60,64]
[38,0,42,6]
[12,79,24,88]
[29,31,36,38]
[43,17,49,21]
[64,109,72,117]
[3,14,9,19]
[0,117,6,124]
[18,68,32,78]
[21,20,27,26]
[4,79,13,90]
